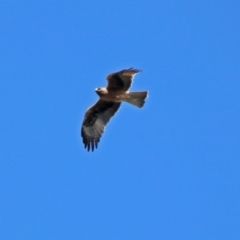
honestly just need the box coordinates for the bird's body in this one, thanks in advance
[95,88,125,101]
[81,68,148,151]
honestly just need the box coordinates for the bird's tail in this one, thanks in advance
[124,91,148,108]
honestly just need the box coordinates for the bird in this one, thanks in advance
[81,68,148,152]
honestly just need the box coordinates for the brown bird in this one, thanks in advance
[81,68,148,151]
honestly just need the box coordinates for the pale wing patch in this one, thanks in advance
[81,101,121,151]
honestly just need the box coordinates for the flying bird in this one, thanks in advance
[81,68,148,151]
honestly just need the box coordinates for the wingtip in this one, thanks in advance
[127,67,142,73]
[84,140,99,152]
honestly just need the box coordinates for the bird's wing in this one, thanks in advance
[106,68,141,92]
[81,100,121,151]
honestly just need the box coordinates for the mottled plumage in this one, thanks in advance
[81,68,148,152]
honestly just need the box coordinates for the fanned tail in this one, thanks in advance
[125,91,148,108]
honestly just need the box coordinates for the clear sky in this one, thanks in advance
[1,1,240,239]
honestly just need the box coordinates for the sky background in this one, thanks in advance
[1,1,240,239]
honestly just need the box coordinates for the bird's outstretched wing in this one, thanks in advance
[106,68,141,92]
[81,100,121,151]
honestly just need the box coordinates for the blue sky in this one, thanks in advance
[1,1,240,239]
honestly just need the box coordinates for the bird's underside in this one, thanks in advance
[81,68,148,152]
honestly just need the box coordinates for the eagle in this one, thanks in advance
[81,68,148,151]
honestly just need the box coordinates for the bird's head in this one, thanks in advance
[95,87,107,97]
